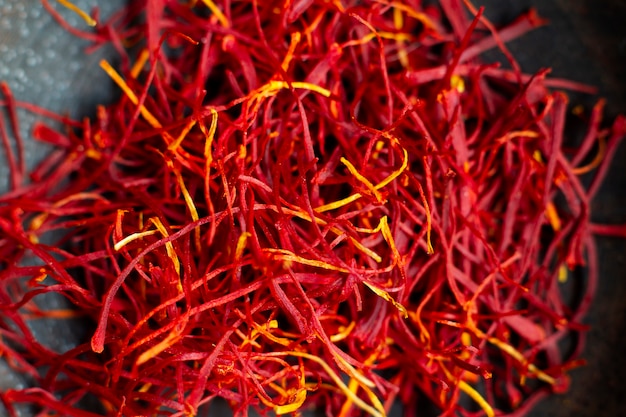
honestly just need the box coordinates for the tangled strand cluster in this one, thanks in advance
[1,1,624,416]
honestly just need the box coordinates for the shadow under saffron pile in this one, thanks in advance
[1,1,625,416]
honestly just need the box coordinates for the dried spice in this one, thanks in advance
[1,1,625,416]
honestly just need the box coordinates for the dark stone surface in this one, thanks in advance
[477,1,626,416]
[0,1,124,416]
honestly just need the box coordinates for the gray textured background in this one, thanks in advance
[0,1,124,415]
[0,1,625,416]
[480,2,626,416]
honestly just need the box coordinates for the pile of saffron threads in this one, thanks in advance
[1,1,625,416]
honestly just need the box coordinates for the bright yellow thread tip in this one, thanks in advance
[57,0,96,26]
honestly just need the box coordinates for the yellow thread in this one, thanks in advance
[253,321,292,346]
[114,230,160,251]
[393,8,409,68]
[235,328,261,348]
[330,321,356,343]
[496,130,540,143]
[200,109,219,180]
[415,177,434,254]
[358,215,408,316]
[329,80,342,119]
[281,32,302,72]
[138,383,152,393]
[168,119,197,152]
[275,388,307,415]
[238,143,247,160]
[245,80,330,118]
[266,80,332,97]
[264,248,350,273]
[376,145,408,189]
[135,325,184,366]
[278,205,382,262]
[545,202,561,232]
[199,109,218,240]
[315,145,408,213]
[558,265,568,283]
[174,167,201,250]
[379,216,401,266]
[364,282,407,318]
[56,0,96,26]
[389,2,437,31]
[343,31,413,49]
[150,217,182,278]
[450,74,465,93]
[407,309,431,344]
[200,0,230,27]
[440,362,494,417]
[280,351,384,417]
[29,192,106,231]
[83,148,101,160]
[466,306,553,385]
[131,49,150,79]
[341,157,384,203]
[573,135,606,175]
[23,308,82,320]
[313,337,377,390]
[34,268,47,283]
[235,232,251,260]
[468,331,556,385]
[275,359,308,415]
[458,380,494,417]
[314,192,362,213]
[267,381,289,398]
[99,60,163,129]
[487,337,556,384]
[353,219,385,234]
[338,350,383,417]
